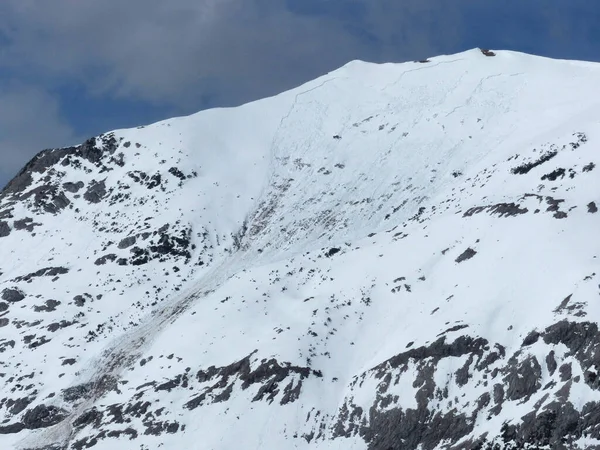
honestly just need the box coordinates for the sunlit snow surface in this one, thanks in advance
[1,49,600,449]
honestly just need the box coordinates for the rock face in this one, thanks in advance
[0,221,10,237]
[1,49,600,450]
[1,288,25,303]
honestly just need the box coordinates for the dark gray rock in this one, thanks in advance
[14,267,69,283]
[504,355,542,401]
[331,335,494,449]
[2,288,25,303]
[559,363,572,382]
[62,181,84,193]
[13,217,42,232]
[463,202,528,218]
[128,226,192,266]
[168,167,186,181]
[546,351,557,375]
[0,221,10,237]
[381,335,488,372]
[118,236,137,249]
[62,383,94,402]
[83,180,107,203]
[545,196,567,219]
[455,355,473,386]
[20,185,70,214]
[541,167,566,181]
[328,321,600,450]
[9,396,34,415]
[0,422,25,434]
[0,340,15,352]
[583,162,596,172]
[156,374,188,392]
[511,150,558,175]
[326,247,341,257]
[439,324,469,336]
[555,381,571,401]
[0,133,118,206]
[362,406,472,450]
[79,138,104,164]
[185,351,312,410]
[22,404,67,429]
[542,321,600,380]
[33,299,61,312]
[493,383,504,405]
[456,248,477,263]
[95,254,117,266]
[47,320,74,332]
[522,331,540,346]
[79,134,118,165]
[73,407,103,429]
[487,400,584,449]
[127,171,162,189]
[0,147,74,198]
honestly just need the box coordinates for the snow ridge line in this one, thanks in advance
[381,58,465,92]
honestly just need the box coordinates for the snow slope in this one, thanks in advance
[1,48,600,449]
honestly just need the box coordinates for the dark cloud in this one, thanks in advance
[0,82,77,182]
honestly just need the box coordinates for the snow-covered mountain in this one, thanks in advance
[1,48,600,450]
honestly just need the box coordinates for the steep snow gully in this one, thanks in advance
[1,48,600,449]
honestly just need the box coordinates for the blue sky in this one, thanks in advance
[0,1,598,186]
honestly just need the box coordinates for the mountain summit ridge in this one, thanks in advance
[1,49,600,449]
